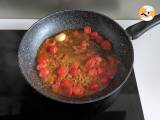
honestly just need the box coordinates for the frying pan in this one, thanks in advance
[18,10,160,104]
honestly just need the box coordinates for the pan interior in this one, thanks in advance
[18,10,133,104]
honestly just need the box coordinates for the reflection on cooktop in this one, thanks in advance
[0,31,144,120]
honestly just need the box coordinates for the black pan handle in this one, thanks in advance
[126,14,160,40]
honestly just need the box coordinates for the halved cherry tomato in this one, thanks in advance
[85,54,102,68]
[90,82,99,90]
[88,68,97,76]
[37,55,49,64]
[94,35,104,44]
[63,35,71,43]
[100,74,109,85]
[59,53,68,61]
[101,40,112,51]
[61,79,73,96]
[107,56,120,65]
[81,40,89,48]
[65,87,73,96]
[57,65,68,78]
[70,63,79,69]
[70,63,80,76]
[47,45,58,54]
[88,66,104,76]
[61,79,72,89]
[73,85,84,96]
[39,68,49,79]
[72,30,79,36]
[96,67,103,75]
[84,26,92,34]
[106,67,117,79]
[91,32,99,37]
[36,63,47,71]
[52,83,60,92]
[50,57,55,65]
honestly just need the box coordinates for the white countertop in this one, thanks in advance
[0,19,160,120]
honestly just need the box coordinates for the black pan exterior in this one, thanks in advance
[18,10,134,104]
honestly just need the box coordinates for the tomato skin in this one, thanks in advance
[61,79,73,96]
[37,55,49,64]
[50,57,55,65]
[73,30,79,36]
[96,67,103,75]
[81,40,89,49]
[57,65,68,78]
[70,63,78,69]
[73,85,84,96]
[106,67,117,79]
[91,32,99,37]
[88,68,97,76]
[70,63,80,76]
[36,63,47,71]
[61,79,72,89]
[107,56,120,66]
[100,74,109,85]
[47,45,58,54]
[95,36,104,43]
[52,84,60,92]
[39,68,49,79]
[90,83,99,90]
[101,40,112,51]
[84,26,92,34]
[60,53,68,61]
[85,54,102,68]
[65,36,72,44]
[65,87,73,96]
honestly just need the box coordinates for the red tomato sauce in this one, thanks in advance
[36,26,120,97]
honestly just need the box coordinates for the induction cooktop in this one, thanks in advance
[0,30,144,120]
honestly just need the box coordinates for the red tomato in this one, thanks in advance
[106,67,117,79]
[61,79,72,89]
[91,32,99,37]
[100,74,109,85]
[36,63,47,71]
[65,36,72,44]
[73,85,84,96]
[70,63,80,76]
[84,26,92,34]
[70,63,79,69]
[57,65,68,78]
[60,54,68,61]
[72,30,79,36]
[96,35,103,40]
[65,87,73,96]
[81,40,89,48]
[60,79,73,96]
[39,68,49,79]
[72,45,78,51]
[37,55,49,64]
[85,54,102,68]
[96,67,103,75]
[50,58,55,65]
[101,40,112,51]
[71,69,80,76]
[95,35,104,43]
[107,56,119,65]
[88,68,97,76]
[52,84,60,92]
[90,82,99,90]
[47,45,58,54]
[100,61,108,68]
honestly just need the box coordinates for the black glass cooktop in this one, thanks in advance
[0,31,144,120]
